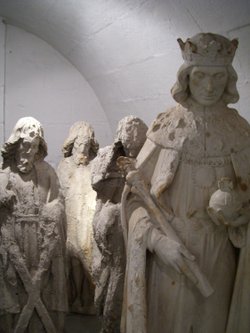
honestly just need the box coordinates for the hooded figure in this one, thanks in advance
[0,117,68,333]
[91,116,148,333]
[121,33,250,333]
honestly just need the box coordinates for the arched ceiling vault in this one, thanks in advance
[0,0,250,130]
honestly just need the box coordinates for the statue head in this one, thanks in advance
[115,115,148,158]
[171,33,239,107]
[1,117,48,173]
[91,116,147,203]
[62,121,99,165]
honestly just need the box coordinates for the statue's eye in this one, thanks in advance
[22,142,31,149]
[214,72,226,79]
[194,72,205,79]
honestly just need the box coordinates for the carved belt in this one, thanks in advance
[13,213,39,223]
[181,153,231,167]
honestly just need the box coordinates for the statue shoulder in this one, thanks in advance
[57,157,75,179]
[226,107,250,147]
[35,160,58,179]
[0,166,11,188]
[147,105,197,150]
[57,157,72,170]
[227,107,250,127]
[91,145,114,187]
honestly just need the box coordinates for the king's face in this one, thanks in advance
[189,66,228,106]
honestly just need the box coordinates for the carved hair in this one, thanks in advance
[171,63,239,108]
[1,117,47,165]
[115,115,148,147]
[62,121,99,160]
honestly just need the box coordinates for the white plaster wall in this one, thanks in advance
[0,1,249,139]
[0,20,5,148]
[3,23,112,167]
[77,0,250,129]
[230,26,250,121]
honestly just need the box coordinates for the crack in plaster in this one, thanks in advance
[87,52,168,81]
[227,23,250,33]
[87,21,116,39]
[184,7,203,32]
[79,0,151,42]
[122,93,166,103]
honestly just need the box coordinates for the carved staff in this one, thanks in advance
[4,213,59,333]
[8,243,57,333]
[118,157,214,298]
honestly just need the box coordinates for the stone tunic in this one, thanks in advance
[0,161,68,332]
[57,156,96,314]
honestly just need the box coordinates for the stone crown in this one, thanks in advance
[177,33,238,66]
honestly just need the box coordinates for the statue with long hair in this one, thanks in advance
[0,117,68,333]
[121,33,250,333]
[57,121,99,314]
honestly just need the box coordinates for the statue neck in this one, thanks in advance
[188,98,226,114]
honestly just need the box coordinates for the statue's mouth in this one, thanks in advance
[202,94,216,99]
[17,159,33,173]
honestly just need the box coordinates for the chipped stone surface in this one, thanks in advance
[121,34,250,333]
[91,116,147,333]
[57,121,99,315]
[0,117,68,333]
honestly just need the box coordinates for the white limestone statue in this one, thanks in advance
[91,116,148,333]
[57,121,99,314]
[121,33,250,333]
[0,117,68,333]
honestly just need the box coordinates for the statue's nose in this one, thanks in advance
[205,78,214,93]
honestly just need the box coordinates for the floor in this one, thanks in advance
[65,314,102,333]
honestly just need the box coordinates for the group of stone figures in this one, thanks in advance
[1,32,250,333]
[0,114,148,333]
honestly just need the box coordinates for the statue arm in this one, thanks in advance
[41,161,67,240]
[122,140,179,243]
[47,163,61,202]
[0,169,16,208]
[150,147,180,214]
[229,147,250,247]
[125,143,186,271]
[124,146,213,296]
[33,162,66,282]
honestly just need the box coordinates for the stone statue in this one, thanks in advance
[57,121,99,314]
[121,33,250,333]
[0,117,68,333]
[91,115,148,333]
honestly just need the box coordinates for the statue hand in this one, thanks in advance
[207,207,249,227]
[207,207,226,226]
[0,189,16,208]
[152,232,197,283]
[40,205,52,222]
[227,214,249,227]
